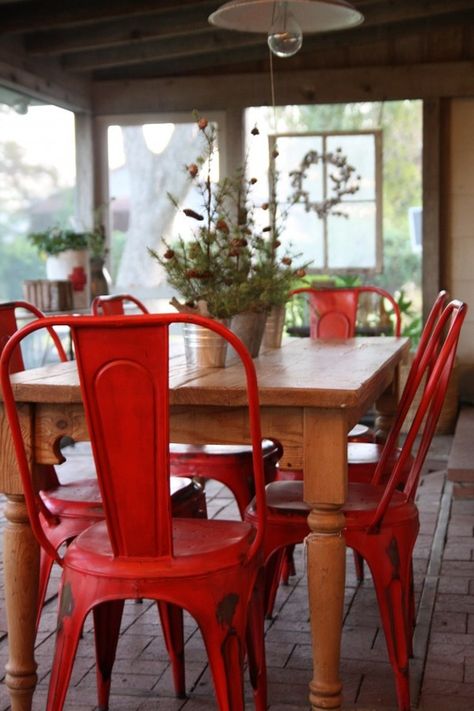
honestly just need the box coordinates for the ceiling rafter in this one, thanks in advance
[24,3,218,56]
[62,29,261,72]
[0,0,219,34]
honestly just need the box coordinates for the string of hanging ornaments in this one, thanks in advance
[209,0,364,59]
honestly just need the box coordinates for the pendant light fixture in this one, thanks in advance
[209,0,364,58]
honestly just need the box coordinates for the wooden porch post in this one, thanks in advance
[423,98,449,322]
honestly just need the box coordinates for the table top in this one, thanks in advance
[5,336,409,410]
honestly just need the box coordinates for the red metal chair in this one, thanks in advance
[273,286,401,589]
[290,284,401,441]
[0,301,104,627]
[270,290,448,601]
[92,294,283,516]
[245,299,467,711]
[0,301,206,655]
[291,284,402,340]
[1,313,268,711]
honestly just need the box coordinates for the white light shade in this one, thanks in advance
[209,0,364,35]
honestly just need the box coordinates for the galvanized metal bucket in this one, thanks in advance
[227,311,267,363]
[262,304,286,348]
[183,321,229,368]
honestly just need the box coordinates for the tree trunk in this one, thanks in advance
[116,123,196,290]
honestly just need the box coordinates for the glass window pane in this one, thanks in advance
[327,202,376,269]
[326,134,375,201]
[0,99,76,300]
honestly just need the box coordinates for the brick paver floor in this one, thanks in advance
[1,436,473,709]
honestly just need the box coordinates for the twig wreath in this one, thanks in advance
[289,148,361,219]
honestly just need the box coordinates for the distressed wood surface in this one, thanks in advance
[5,337,407,407]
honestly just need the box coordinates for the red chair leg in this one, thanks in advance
[157,601,186,698]
[353,550,365,582]
[93,599,125,710]
[37,548,55,630]
[196,601,247,710]
[352,531,416,711]
[246,571,267,711]
[264,548,286,618]
[280,544,296,583]
[46,572,92,711]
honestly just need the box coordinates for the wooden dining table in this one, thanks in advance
[0,335,408,711]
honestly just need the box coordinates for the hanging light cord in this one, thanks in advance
[269,46,277,133]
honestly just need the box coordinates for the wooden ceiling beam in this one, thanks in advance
[19,0,474,72]
[91,61,474,115]
[354,0,474,25]
[0,0,219,34]
[92,45,270,82]
[300,7,474,53]
[70,9,474,79]
[24,2,218,56]
[6,0,474,37]
[62,30,260,72]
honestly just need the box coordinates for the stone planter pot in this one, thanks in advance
[46,249,90,310]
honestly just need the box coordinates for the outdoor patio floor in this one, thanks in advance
[1,435,474,710]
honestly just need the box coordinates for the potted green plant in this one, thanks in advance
[28,224,108,309]
[149,114,309,362]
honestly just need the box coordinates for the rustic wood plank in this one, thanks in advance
[6,338,408,409]
[423,99,443,322]
[91,62,474,114]
[63,29,260,72]
[0,53,91,112]
[24,2,219,56]
[0,0,214,33]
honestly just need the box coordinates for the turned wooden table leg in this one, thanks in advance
[3,494,39,711]
[307,505,346,710]
[303,410,348,711]
[374,365,400,442]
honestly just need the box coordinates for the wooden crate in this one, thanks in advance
[23,279,73,313]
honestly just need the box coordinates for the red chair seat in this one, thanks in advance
[261,480,418,528]
[170,439,277,459]
[347,442,414,484]
[67,518,257,577]
[40,479,102,518]
[170,438,282,516]
[347,422,373,441]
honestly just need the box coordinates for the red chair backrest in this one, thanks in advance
[396,290,448,416]
[0,314,266,563]
[91,293,148,316]
[372,290,448,473]
[291,287,358,338]
[0,300,67,373]
[369,299,467,530]
[290,286,401,338]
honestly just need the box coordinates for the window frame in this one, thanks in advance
[269,128,383,275]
